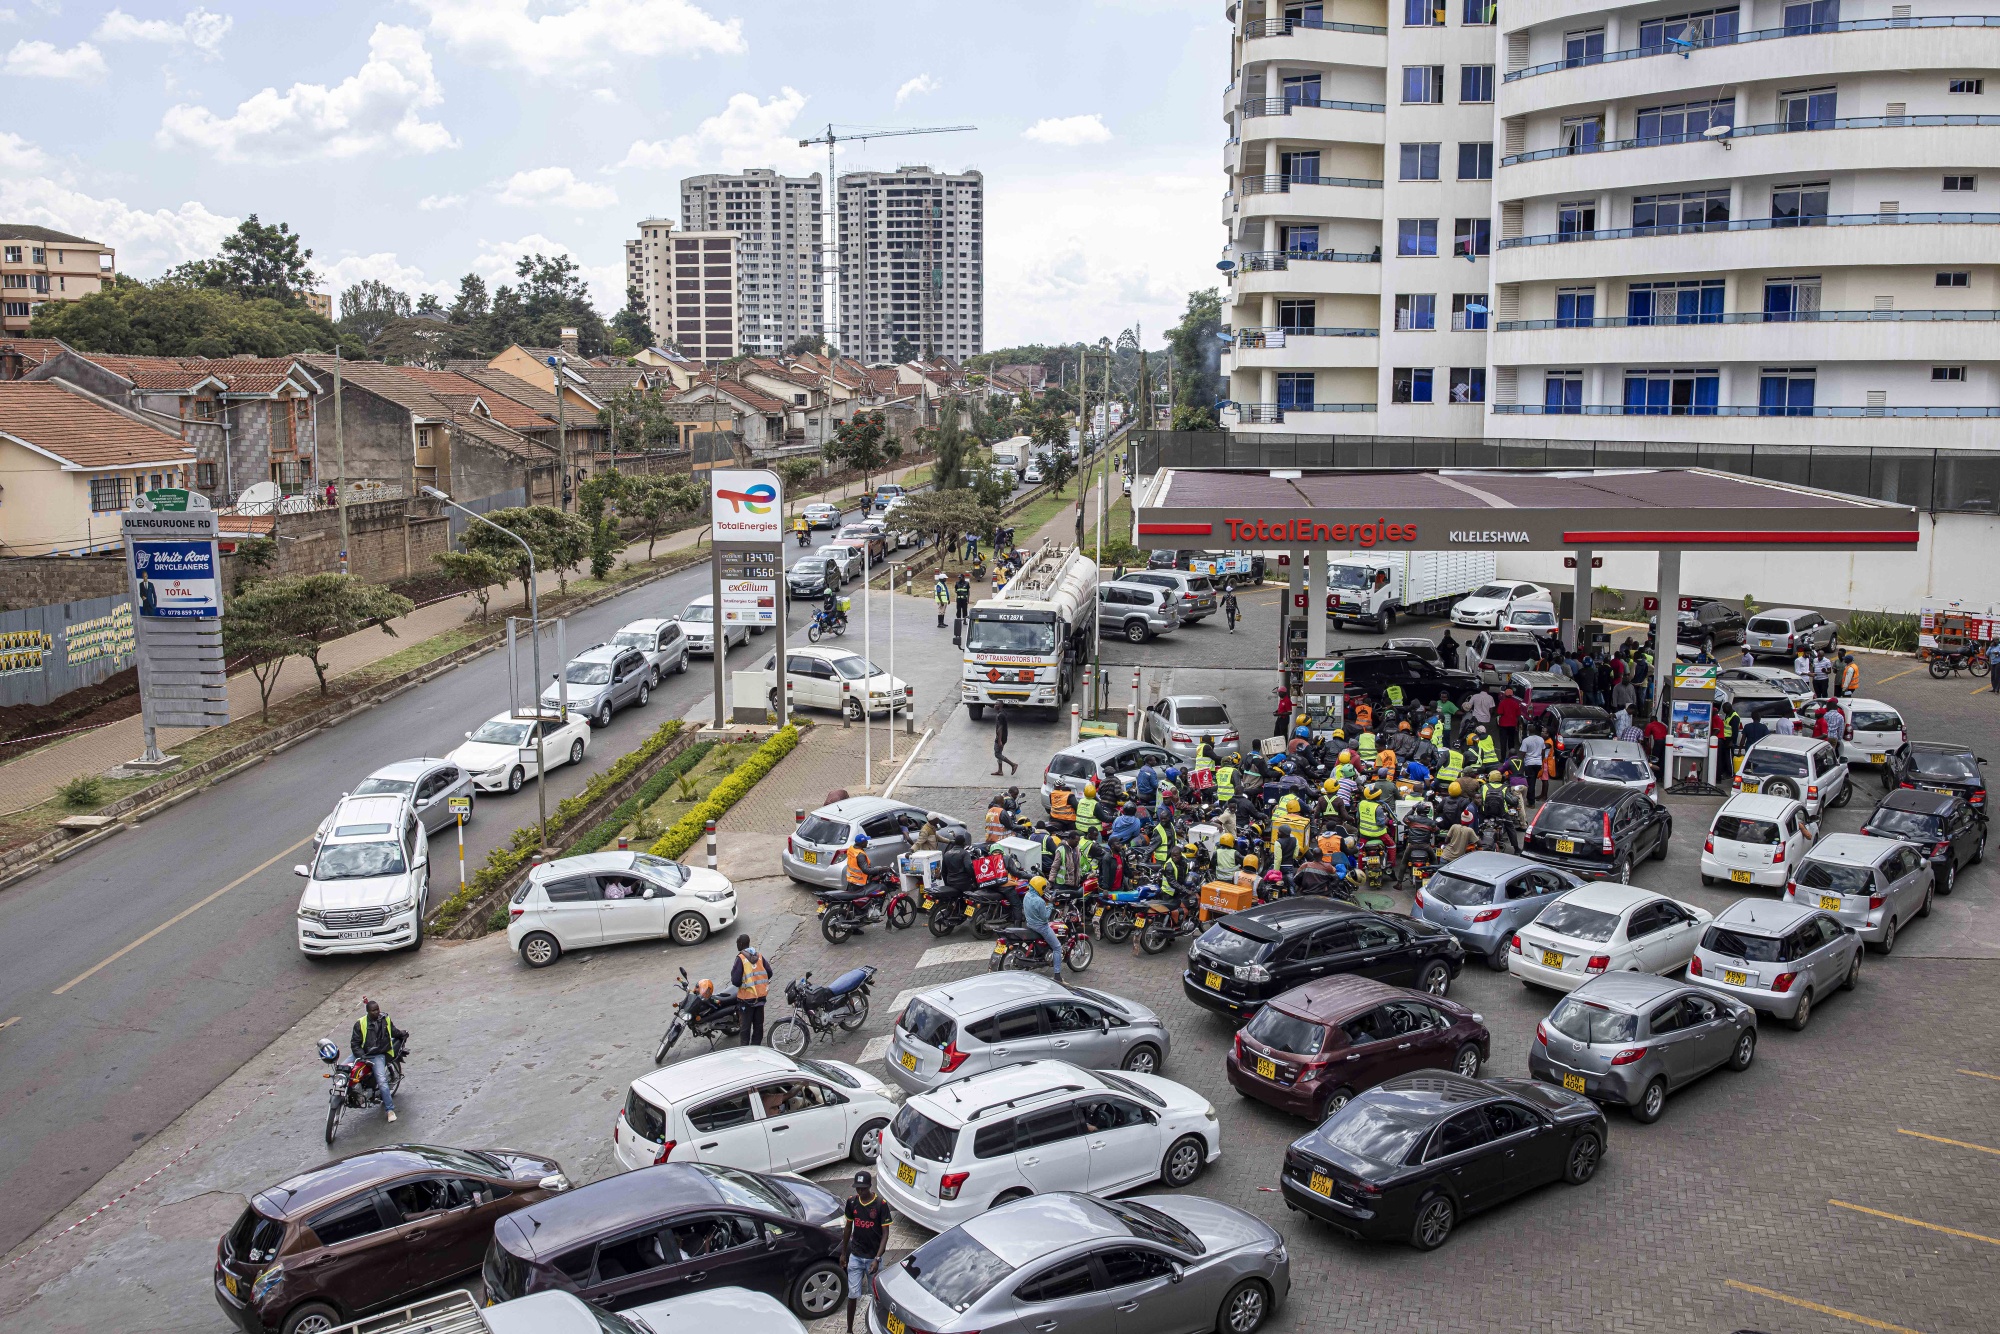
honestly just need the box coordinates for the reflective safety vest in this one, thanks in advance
[1194,740,1215,770]
[1080,844,1099,880]
[846,844,871,887]
[1049,787,1076,821]
[1720,711,1738,740]
[1353,703,1374,729]
[1213,846,1237,877]
[1439,749,1466,781]
[1357,799,1388,840]
[736,950,770,1002]
[1151,822,1172,863]
[1356,731,1378,764]
[1216,766,1237,802]
[1317,829,1342,859]
[1384,683,1405,708]
[986,804,1011,839]
[1075,795,1100,833]
[358,1014,395,1055]
[934,581,949,605]
[1842,660,1861,692]
[1474,734,1499,766]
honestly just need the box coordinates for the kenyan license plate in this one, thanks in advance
[895,1162,916,1188]
[1256,1056,1277,1079]
[1724,970,1748,986]
[921,897,934,909]
[1759,638,1774,648]
[965,904,977,916]
[816,902,827,914]
[224,1275,241,1297]
[899,1050,917,1071]
[887,1315,907,1334]
[337,930,370,939]
[1556,839,1576,854]
[1308,1172,1334,1198]
[1206,971,1224,990]
[1541,949,1565,968]
[1730,869,1753,883]
[1870,753,1886,764]
[1818,895,1842,911]
[1561,1073,1586,1093]
[802,851,818,864]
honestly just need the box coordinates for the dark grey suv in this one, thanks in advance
[542,643,652,728]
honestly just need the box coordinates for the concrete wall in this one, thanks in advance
[315,383,414,489]
[266,498,449,587]
[0,553,127,609]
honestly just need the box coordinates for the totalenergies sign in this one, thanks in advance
[710,469,783,542]
[1220,518,1418,548]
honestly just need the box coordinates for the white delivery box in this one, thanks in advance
[996,835,1045,876]
[1185,823,1221,853]
[899,850,943,894]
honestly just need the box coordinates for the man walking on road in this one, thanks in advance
[731,934,770,1047]
[842,1171,893,1334]
[1222,584,1239,633]
[992,703,1019,776]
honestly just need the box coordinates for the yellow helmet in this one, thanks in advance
[1339,749,1354,765]
[1488,768,1503,781]
[1242,854,1259,870]
[1084,781,1097,795]
[1448,781,1463,797]
[1331,729,1347,740]
[1322,778,1338,793]
[1183,842,1203,857]
[1218,833,1235,848]
[1282,795,1300,814]
[1029,875,1048,891]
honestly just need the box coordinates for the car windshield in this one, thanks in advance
[1851,709,1903,733]
[351,776,414,797]
[564,662,613,685]
[681,604,714,623]
[967,616,1058,655]
[1713,815,1780,845]
[1534,901,1619,943]
[1098,1198,1203,1255]
[799,1057,860,1088]
[315,840,405,880]
[1423,871,1494,907]
[1868,808,1940,838]
[1176,705,1229,726]
[1742,749,1809,778]
[1798,860,1875,894]
[1485,642,1538,663]
[1244,1006,1328,1055]
[468,720,532,746]
[1547,998,1639,1044]
[1320,1103,1432,1166]
[831,656,884,681]
[891,1105,960,1164]
[1511,611,1557,627]
[612,631,655,650]
[790,562,829,577]
[813,548,847,563]
[1094,1070,1167,1107]
[227,1207,286,1264]
[1748,617,1794,634]
[688,1163,799,1217]
[1470,584,1511,600]
[1912,751,1981,782]
[796,816,849,844]
[1195,923,1272,964]
[1581,757,1651,783]
[1701,927,1787,963]
[1536,802,1604,835]
[902,1230,1014,1313]
[1327,565,1370,590]
[899,998,956,1048]
[1560,715,1612,738]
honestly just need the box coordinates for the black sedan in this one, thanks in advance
[1183,897,1465,1020]
[1889,742,1989,815]
[1861,789,1985,895]
[1280,1072,1607,1250]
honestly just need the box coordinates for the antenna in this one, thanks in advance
[796,123,977,352]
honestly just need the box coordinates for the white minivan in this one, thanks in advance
[1700,793,1816,890]
[294,794,428,955]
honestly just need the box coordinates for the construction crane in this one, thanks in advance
[797,123,976,351]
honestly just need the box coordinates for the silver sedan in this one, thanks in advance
[313,756,472,842]
[870,1192,1288,1334]
[1142,694,1242,761]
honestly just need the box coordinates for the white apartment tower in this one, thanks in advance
[679,169,823,355]
[837,166,985,365]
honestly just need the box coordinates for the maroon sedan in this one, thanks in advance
[1225,975,1490,1120]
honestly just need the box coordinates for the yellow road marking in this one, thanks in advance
[1898,1128,2000,1156]
[1725,1280,1924,1334]
[1958,1068,2000,1082]
[53,835,314,995]
[0,1016,17,1031]
[1872,665,1920,685]
[1976,685,1992,696]
[1829,1199,2000,1247]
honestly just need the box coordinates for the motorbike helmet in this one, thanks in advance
[1330,729,1347,740]
[1281,795,1300,814]
[1488,768,1503,781]
[1029,876,1048,892]
[1399,720,1412,731]
[1338,749,1354,765]
[696,979,714,998]
[1242,854,1259,870]
[1084,781,1098,795]
[853,833,870,846]
[1420,726,1433,738]
[1165,767,1182,782]
[1447,781,1463,797]
[1183,841,1203,857]
[315,1037,340,1063]
[1218,833,1235,848]
[1322,778,1338,793]
[1294,726,1311,740]
[1475,724,1489,735]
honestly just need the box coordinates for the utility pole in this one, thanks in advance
[549,354,569,511]
[334,347,348,574]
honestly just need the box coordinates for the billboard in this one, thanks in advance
[719,578,778,626]
[132,540,220,619]
[709,469,783,544]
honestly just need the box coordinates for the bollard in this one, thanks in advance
[795,807,805,826]
[1129,669,1141,737]
[617,835,628,850]
[842,681,852,728]
[1126,703,1137,739]
[706,819,718,872]
[1070,702,1081,744]
[905,686,916,736]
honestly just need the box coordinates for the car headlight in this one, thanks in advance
[695,888,733,903]
[250,1263,285,1302]
[1264,1241,1288,1264]
[1203,1103,1218,1120]
[385,893,417,915]
[297,906,325,924]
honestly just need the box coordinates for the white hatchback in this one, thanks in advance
[1840,698,1908,770]
[294,795,428,956]
[508,850,736,967]
[1508,883,1712,992]
[1700,793,1816,890]
[612,1048,899,1175]
[449,711,593,794]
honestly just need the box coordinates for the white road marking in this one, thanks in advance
[858,1035,891,1064]
[883,727,934,798]
[916,941,992,968]
[889,988,921,1015]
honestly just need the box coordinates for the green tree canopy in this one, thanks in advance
[337,279,412,346]
[823,410,901,491]
[1167,288,1223,430]
[225,573,410,700]
[30,277,345,357]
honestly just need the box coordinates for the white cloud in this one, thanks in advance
[0,129,46,168]
[497,166,616,210]
[413,0,742,79]
[318,251,453,298]
[895,73,937,106]
[1022,114,1112,146]
[470,232,623,310]
[590,87,616,103]
[157,24,453,163]
[3,39,107,79]
[0,175,235,274]
[417,192,464,211]
[616,87,816,173]
[96,7,232,56]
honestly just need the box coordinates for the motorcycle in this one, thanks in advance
[319,1037,403,1146]
[1356,838,1397,892]
[654,967,743,1063]
[806,608,849,643]
[1134,888,1200,955]
[1928,647,1990,679]
[768,966,877,1057]
[817,876,915,944]
[1094,881,1163,943]
[960,882,1015,938]
[988,920,1094,974]
[1400,829,1438,891]
[921,884,969,936]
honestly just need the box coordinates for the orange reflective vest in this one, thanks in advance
[735,951,770,1001]
[1049,788,1075,821]
[845,845,870,887]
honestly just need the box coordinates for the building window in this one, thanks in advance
[2,246,17,263]
[1282,72,1323,106]
[1779,86,1837,130]
[1633,189,1730,234]
[1934,365,1967,381]
[1453,218,1491,257]
[1277,299,1317,331]
[1763,277,1822,321]
[1280,224,1320,254]
[1758,368,1816,416]
[1404,0,1445,24]
[1397,218,1438,256]
[2,302,29,318]
[1463,0,1496,25]
[1627,368,1721,415]
[1556,287,1596,327]
[1457,142,1493,180]
[1945,175,1977,192]
[1544,372,1583,414]
[1950,78,1985,95]
[1938,271,1971,287]
[1772,181,1831,226]
[1642,8,1742,50]
[196,461,217,490]
[1452,293,1488,330]
[1560,115,1604,153]
[1276,371,1315,410]
[1396,293,1437,330]
[1782,1,1838,35]
[1450,367,1486,402]
[89,476,130,512]
[1628,279,1724,325]
[1280,149,1321,183]
[1402,66,1445,104]
[1635,98,1733,145]
[1399,143,1440,181]
[193,398,217,420]
[1393,368,1434,404]
[1557,199,1598,238]
[1459,65,1494,103]
[1564,28,1605,66]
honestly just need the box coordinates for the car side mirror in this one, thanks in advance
[464,732,473,739]
[1169,1262,1186,1284]
[293,865,310,877]
[643,887,655,899]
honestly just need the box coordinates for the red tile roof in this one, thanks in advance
[0,380,196,469]
[392,366,551,432]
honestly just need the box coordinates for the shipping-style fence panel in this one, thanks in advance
[0,592,136,708]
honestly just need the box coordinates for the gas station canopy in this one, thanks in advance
[1135,468,1920,552]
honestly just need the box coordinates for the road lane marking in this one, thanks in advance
[0,1016,17,1031]
[53,834,315,995]
[1724,1280,1923,1334]
[1872,666,1920,685]
[1898,1128,2000,1156]
[883,727,934,799]
[858,1035,890,1064]
[916,942,994,969]
[1829,1199,2000,1247]
[1957,1068,2000,1082]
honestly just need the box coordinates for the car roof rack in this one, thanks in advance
[964,1081,1087,1123]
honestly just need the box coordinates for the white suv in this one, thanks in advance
[508,850,736,967]
[294,794,428,955]
[612,1047,898,1175]
[1734,735,1851,818]
[1840,698,1909,771]
[873,1059,1219,1232]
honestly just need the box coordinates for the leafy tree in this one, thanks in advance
[337,279,411,345]
[969,465,1014,516]
[1027,406,1068,451]
[776,457,820,517]
[1038,384,1077,416]
[577,469,627,580]
[458,505,588,599]
[217,216,318,302]
[1166,288,1224,430]
[890,335,917,363]
[219,602,290,720]
[230,536,277,592]
[30,280,345,357]
[225,573,411,700]
[629,476,700,558]
[433,549,508,623]
[447,273,490,325]
[1040,448,1078,496]
[897,489,991,560]
[611,284,653,351]
[371,316,473,366]
[785,332,830,357]
[600,385,681,453]
[609,336,634,356]
[414,293,446,319]
[823,410,898,491]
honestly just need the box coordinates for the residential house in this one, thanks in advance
[0,226,115,336]
[0,337,71,381]
[0,379,195,556]
[994,363,1047,395]
[669,376,793,456]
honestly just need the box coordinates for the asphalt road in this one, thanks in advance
[0,495,917,1256]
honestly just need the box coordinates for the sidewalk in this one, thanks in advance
[0,462,931,817]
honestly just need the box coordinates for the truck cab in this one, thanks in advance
[1326,558,1398,628]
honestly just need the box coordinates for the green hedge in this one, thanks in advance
[568,740,717,855]
[650,725,801,858]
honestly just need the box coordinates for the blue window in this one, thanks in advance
[1557,200,1597,237]
[1544,373,1583,414]
[1452,293,1488,330]
[1284,3,1324,26]
[1400,143,1441,180]
[1464,0,1497,25]
[1280,224,1320,254]
[1460,65,1494,103]
[1780,87,1837,130]
[1564,29,1604,66]
[1393,368,1434,404]
[1405,0,1445,25]
[1627,280,1724,326]
[1759,370,1816,416]
[1280,150,1320,183]
[1283,74,1322,107]
[1403,66,1445,104]
[1782,1,1838,35]
[1454,218,1490,257]
[1397,218,1438,256]
[1457,142,1493,179]
[1276,372,1315,410]
[1624,369,1720,415]
[1450,368,1486,403]
[1556,288,1596,328]
[1640,7,1741,51]
[1396,294,1437,330]
[1762,278,1821,322]
[1634,98,1734,145]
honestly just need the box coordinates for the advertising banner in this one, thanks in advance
[709,469,783,544]
[719,578,777,625]
[131,540,220,619]
[1669,699,1713,757]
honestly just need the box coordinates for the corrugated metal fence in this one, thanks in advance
[0,592,136,708]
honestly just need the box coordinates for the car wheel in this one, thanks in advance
[1418,959,1451,996]
[569,738,585,766]
[790,1260,845,1319]
[1121,1043,1162,1074]
[1161,1134,1206,1188]
[1700,874,1717,888]
[1877,915,1898,954]
[1843,950,1862,990]
[636,682,650,708]
[676,653,689,675]
[851,1118,888,1164]
[1764,777,1799,800]
[1938,861,1957,897]
[1830,780,1853,809]
[1974,831,1986,866]
[595,703,613,728]
[1563,1133,1604,1185]
[1410,1194,1456,1251]
[1631,1077,1667,1124]
[1126,619,1149,643]
[843,697,863,721]
[1725,1028,1758,1072]
[507,766,524,793]
[1320,1088,1354,1119]
[1615,855,1632,885]
[283,1302,343,1334]
[1919,882,1934,918]
[967,703,985,721]
[1217,1279,1272,1334]
[1441,1045,1479,1079]
[669,911,709,947]
[520,932,561,968]
[1487,942,1511,971]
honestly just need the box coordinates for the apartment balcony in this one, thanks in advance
[1227,326,1381,370]
[1493,216,2000,285]
[1487,402,2000,449]
[1231,251,1383,299]
[1232,174,1384,226]
[1238,98,1387,149]
[1241,15,1387,69]
[1492,309,2000,369]
[1498,16,2000,119]
[1227,402,1380,428]
[1499,119,2000,205]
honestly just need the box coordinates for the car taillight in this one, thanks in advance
[1899,781,1915,789]
[1480,661,1494,671]
[1510,934,1522,953]
[1703,834,1714,854]
[1609,1047,1647,1066]
[1601,812,1615,856]
[1472,909,1502,922]
[939,1171,970,1200]
[1807,784,1819,799]
[654,1139,677,1165]
[1233,1031,1243,1061]
[1412,889,1425,907]
[1687,955,1703,976]
[939,1040,968,1074]
[1869,895,1886,910]
[1534,1021,1548,1046]
[1733,776,1743,790]
[1973,791,1985,805]
[787,836,795,855]
[1772,845,1785,863]
[1772,972,1798,993]
[1586,955,1611,973]
[510,904,525,919]
[1934,841,1951,858]
[1644,783,1656,798]
[1172,732,1192,744]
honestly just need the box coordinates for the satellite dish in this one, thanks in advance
[1215,259,1237,272]
[236,480,280,513]
[1702,123,1731,139]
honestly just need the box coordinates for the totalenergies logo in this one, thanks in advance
[715,482,776,514]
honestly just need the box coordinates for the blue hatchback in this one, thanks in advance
[1411,852,1582,970]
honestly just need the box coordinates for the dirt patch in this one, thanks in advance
[0,667,141,754]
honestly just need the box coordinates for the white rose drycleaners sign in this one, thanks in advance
[132,539,220,619]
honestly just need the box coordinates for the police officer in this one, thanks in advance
[934,571,950,627]
[1471,725,1500,769]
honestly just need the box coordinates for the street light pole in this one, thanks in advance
[422,485,551,849]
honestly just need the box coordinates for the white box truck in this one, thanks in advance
[1324,549,1498,631]
[988,435,1031,481]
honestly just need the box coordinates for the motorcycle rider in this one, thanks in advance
[350,998,408,1123]
[1049,830,1081,899]
[820,584,845,632]
[731,933,771,1046]
[939,828,977,900]
[1022,876,1064,983]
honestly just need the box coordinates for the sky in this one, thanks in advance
[0,0,1227,349]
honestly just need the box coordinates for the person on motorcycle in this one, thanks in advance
[1235,852,1260,889]
[819,585,845,633]
[1075,781,1102,837]
[940,828,977,898]
[350,998,408,1122]
[1022,876,1064,983]
[1356,781,1393,850]
[1292,848,1344,898]
[985,793,1014,841]
[1133,764,1159,807]
[1478,774,1523,854]
[1274,792,1311,846]
[794,514,810,546]
[1439,814,1479,864]
[1212,831,1238,879]
[1471,724,1501,769]
[1047,783,1077,829]
[1214,755,1238,806]
[1108,800,1142,844]
[1049,830,1081,898]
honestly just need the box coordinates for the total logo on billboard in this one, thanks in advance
[710,469,783,543]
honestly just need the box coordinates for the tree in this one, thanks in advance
[458,505,588,600]
[1040,448,1078,496]
[897,489,991,560]
[30,281,345,357]
[1166,287,1224,430]
[929,399,971,490]
[785,332,830,358]
[630,476,700,558]
[225,573,411,700]
[611,285,654,351]
[776,457,820,519]
[447,273,490,325]
[337,279,412,345]
[414,293,446,319]
[219,602,290,720]
[823,411,896,491]
[890,335,918,363]
[216,216,318,302]
[433,549,508,623]
[600,385,681,454]
[577,469,627,580]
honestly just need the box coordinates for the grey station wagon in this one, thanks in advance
[886,974,1170,1093]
